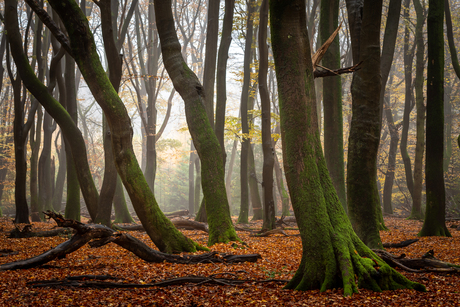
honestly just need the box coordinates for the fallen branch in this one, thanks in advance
[313,61,362,78]
[26,274,289,289]
[382,238,419,248]
[115,219,208,233]
[373,249,460,274]
[251,229,290,237]
[0,211,261,271]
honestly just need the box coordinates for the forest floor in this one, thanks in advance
[0,215,459,306]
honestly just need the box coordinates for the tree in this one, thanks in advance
[259,0,275,230]
[14,0,202,253]
[409,0,426,220]
[153,0,239,245]
[320,0,346,211]
[238,0,256,224]
[346,0,385,249]
[270,0,424,295]
[419,0,451,237]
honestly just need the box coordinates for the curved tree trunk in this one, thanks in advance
[270,0,424,295]
[13,0,201,253]
[153,0,238,245]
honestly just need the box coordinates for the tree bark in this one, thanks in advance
[238,0,255,224]
[409,0,426,220]
[153,0,238,245]
[346,0,384,249]
[419,0,451,237]
[259,0,275,230]
[270,0,424,295]
[320,0,346,211]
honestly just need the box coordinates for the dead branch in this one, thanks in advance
[0,211,260,271]
[26,274,289,289]
[382,238,419,248]
[313,61,362,78]
[373,249,460,274]
[115,219,208,233]
[251,229,290,237]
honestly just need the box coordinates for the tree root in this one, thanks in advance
[0,211,261,271]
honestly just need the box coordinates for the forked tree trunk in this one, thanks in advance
[270,0,424,295]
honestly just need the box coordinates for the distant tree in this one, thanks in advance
[409,0,426,220]
[259,0,275,230]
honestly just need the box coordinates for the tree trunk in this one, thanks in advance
[215,0,235,164]
[52,133,66,212]
[248,145,263,220]
[238,0,255,224]
[346,0,384,249]
[202,0,220,129]
[259,0,274,230]
[113,175,135,223]
[321,0,346,211]
[419,0,451,237]
[153,0,238,245]
[270,0,424,295]
[383,97,399,215]
[23,0,202,253]
[400,0,415,200]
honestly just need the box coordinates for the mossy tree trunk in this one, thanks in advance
[153,0,238,245]
[419,0,451,237]
[409,0,425,220]
[320,0,346,212]
[270,0,425,295]
[345,0,384,249]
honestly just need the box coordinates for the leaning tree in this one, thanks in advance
[270,0,425,295]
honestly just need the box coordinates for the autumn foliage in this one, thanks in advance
[1,216,459,306]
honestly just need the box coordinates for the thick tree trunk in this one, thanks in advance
[270,0,424,295]
[419,0,451,237]
[346,0,384,249]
